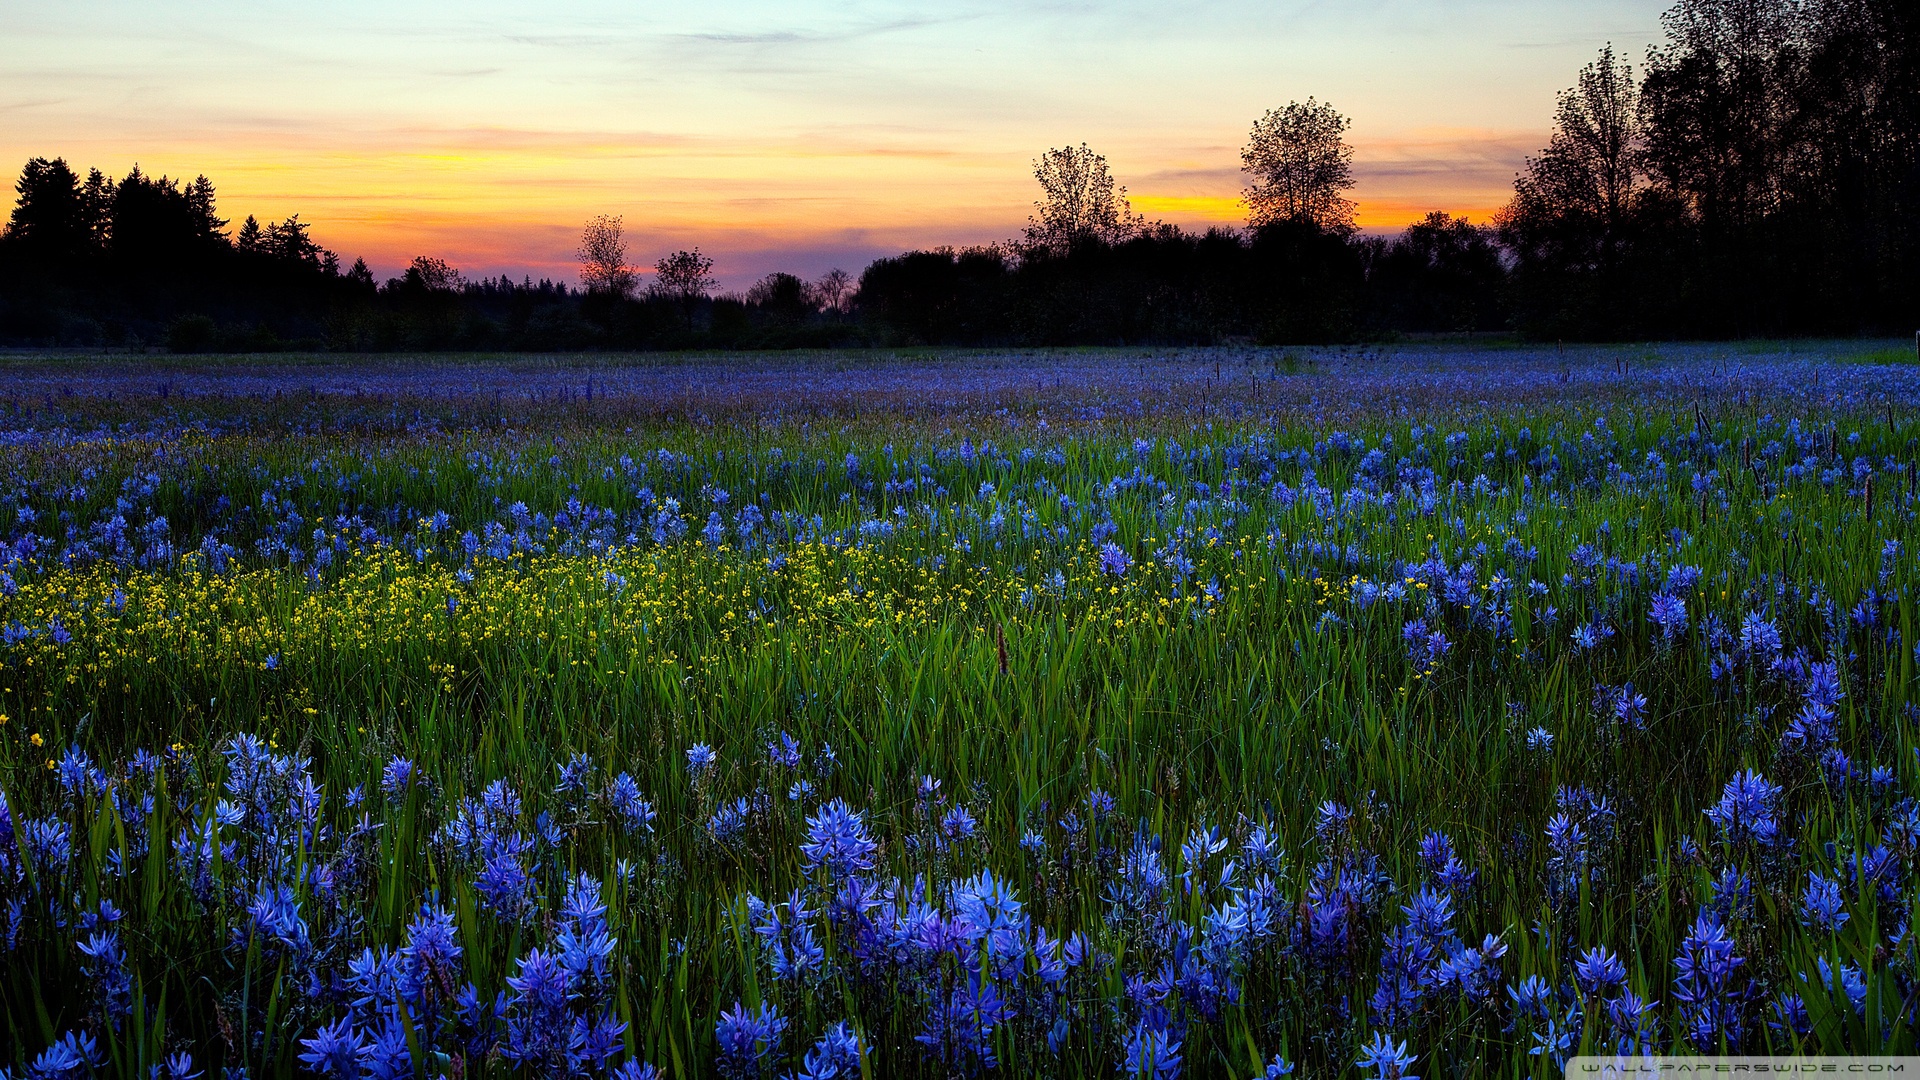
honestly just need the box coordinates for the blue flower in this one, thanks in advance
[715,1000,787,1079]
[767,732,802,768]
[1737,612,1781,661]
[1649,592,1688,638]
[1673,912,1748,1050]
[606,773,655,833]
[75,931,132,1023]
[1098,541,1133,576]
[380,757,414,801]
[1573,944,1626,997]
[296,1017,360,1080]
[800,799,877,878]
[1120,1022,1183,1079]
[555,752,595,796]
[1800,872,1848,932]
[794,1022,862,1080]
[686,743,718,775]
[1356,1032,1418,1080]
[1703,769,1782,849]
[709,797,753,845]
[501,949,574,1071]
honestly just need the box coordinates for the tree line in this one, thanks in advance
[2,0,1913,350]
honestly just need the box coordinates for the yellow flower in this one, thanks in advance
[29,732,44,747]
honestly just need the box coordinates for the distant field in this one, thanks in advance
[1,344,1917,1076]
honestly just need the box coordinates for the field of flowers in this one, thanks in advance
[1,342,1917,1078]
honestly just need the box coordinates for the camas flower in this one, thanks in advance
[1573,944,1626,998]
[800,799,877,878]
[1356,1033,1418,1080]
[1704,769,1782,849]
[605,773,655,834]
[297,1016,360,1080]
[1120,1022,1183,1079]
[794,1022,862,1080]
[1649,592,1688,638]
[715,1000,787,1079]
[686,743,718,775]
[1673,912,1748,1050]
[1800,872,1848,932]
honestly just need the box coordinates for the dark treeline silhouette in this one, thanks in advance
[1499,0,1920,337]
[2,0,1913,351]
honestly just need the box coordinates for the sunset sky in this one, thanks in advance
[2,0,1671,289]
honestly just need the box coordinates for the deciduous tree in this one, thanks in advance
[1241,99,1357,234]
[577,214,635,298]
[1024,144,1145,253]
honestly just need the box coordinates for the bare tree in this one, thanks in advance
[813,268,853,313]
[1241,99,1357,233]
[652,248,715,328]
[1023,144,1145,252]
[577,214,635,297]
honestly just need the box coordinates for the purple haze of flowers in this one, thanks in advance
[1098,541,1133,576]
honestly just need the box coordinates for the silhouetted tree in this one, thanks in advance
[1499,47,1646,278]
[1241,99,1357,234]
[235,215,265,255]
[1024,144,1145,253]
[857,246,1011,344]
[814,268,853,313]
[653,248,714,329]
[400,256,465,293]
[746,272,810,314]
[264,215,327,270]
[110,167,221,269]
[577,214,634,297]
[1366,212,1508,332]
[4,158,91,262]
[185,175,226,245]
[1639,0,1797,236]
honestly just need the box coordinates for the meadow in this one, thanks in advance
[0,342,1917,1078]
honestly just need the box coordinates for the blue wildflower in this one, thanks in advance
[296,1016,361,1080]
[1120,1022,1183,1079]
[715,1000,787,1079]
[800,798,877,878]
[1356,1032,1418,1080]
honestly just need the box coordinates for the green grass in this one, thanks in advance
[0,350,1916,1076]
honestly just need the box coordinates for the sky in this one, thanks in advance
[0,0,1672,290]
